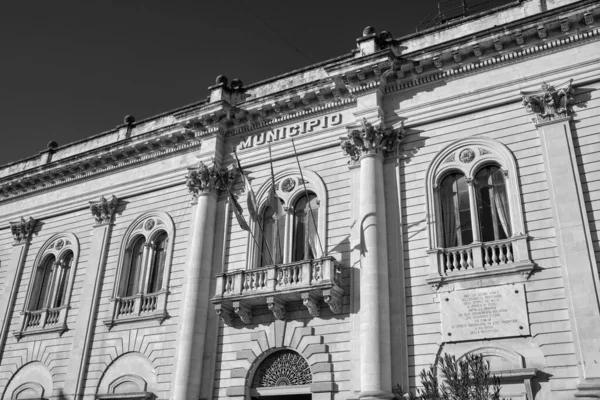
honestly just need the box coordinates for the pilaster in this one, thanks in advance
[523,81,600,398]
[341,104,402,399]
[0,217,36,357]
[65,195,118,400]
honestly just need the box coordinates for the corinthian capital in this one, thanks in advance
[522,79,575,124]
[186,161,237,198]
[340,118,403,163]
[9,217,36,245]
[90,195,119,224]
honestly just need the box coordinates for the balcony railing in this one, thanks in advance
[212,256,343,325]
[426,235,534,288]
[105,290,168,327]
[15,306,68,338]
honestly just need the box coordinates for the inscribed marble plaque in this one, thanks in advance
[441,284,529,342]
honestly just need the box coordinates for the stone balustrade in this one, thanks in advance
[426,235,534,288]
[104,290,168,326]
[15,306,68,337]
[212,256,343,324]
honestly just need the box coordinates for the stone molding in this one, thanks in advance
[0,129,201,202]
[89,195,119,225]
[340,118,404,163]
[522,79,575,125]
[186,161,237,198]
[9,217,36,245]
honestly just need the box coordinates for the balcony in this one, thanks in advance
[104,290,168,327]
[14,306,68,338]
[426,235,534,288]
[212,256,343,325]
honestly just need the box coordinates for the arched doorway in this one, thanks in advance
[250,350,312,400]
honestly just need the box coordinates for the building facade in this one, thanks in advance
[1,0,600,399]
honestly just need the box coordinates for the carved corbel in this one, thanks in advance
[9,217,36,245]
[522,80,575,124]
[215,304,234,326]
[323,287,343,314]
[301,292,320,317]
[233,301,252,324]
[89,195,119,225]
[266,297,286,320]
[340,118,404,164]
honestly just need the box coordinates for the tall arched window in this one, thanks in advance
[293,193,319,261]
[18,233,79,336]
[110,212,175,325]
[260,200,285,267]
[123,236,145,297]
[440,173,472,247]
[476,165,511,242]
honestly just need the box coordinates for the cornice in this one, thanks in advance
[0,128,201,202]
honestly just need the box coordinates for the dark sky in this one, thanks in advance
[0,0,509,166]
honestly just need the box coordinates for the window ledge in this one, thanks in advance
[96,392,155,400]
[427,236,535,290]
[104,291,169,328]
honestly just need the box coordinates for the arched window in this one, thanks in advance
[424,138,533,287]
[249,171,327,269]
[293,193,319,261]
[123,236,145,297]
[147,232,168,293]
[110,212,175,325]
[440,173,472,247]
[260,200,285,266]
[475,165,511,242]
[18,233,79,336]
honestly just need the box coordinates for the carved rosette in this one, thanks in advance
[522,79,575,124]
[89,195,119,224]
[214,304,234,326]
[301,292,320,317]
[340,118,403,163]
[267,297,286,320]
[323,288,343,314]
[233,301,252,324]
[186,161,237,198]
[9,217,36,245]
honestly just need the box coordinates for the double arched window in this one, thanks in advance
[439,165,511,247]
[109,212,175,324]
[18,233,79,336]
[251,171,327,268]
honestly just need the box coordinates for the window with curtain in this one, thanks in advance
[440,173,473,247]
[293,193,319,262]
[475,165,511,242]
[260,199,285,267]
[124,236,145,297]
[147,233,168,293]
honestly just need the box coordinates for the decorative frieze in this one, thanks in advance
[522,80,575,124]
[9,217,36,245]
[89,195,119,224]
[186,161,237,197]
[340,118,404,163]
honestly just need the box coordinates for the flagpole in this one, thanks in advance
[290,139,325,258]
[231,150,275,266]
[268,144,283,264]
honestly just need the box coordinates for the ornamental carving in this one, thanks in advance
[301,292,320,317]
[252,350,312,388]
[459,148,476,163]
[144,219,155,231]
[9,217,36,244]
[267,297,285,320]
[90,195,119,224]
[215,304,234,326]
[281,178,295,192]
[522,79,575,124]
[233,301,252,324]
[186,161,237,197]
[323,288,342,314]
[340,118,403,163]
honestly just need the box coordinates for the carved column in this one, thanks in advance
[65,195,118,400]
[0,217,36,357]
[523,81,600,398]
[173,161,235,400]
[341,118,402,399]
